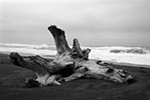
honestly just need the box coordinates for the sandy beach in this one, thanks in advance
[1,0,150,100]
[0,53,150,100]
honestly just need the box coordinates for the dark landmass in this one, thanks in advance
[0,53,150,100]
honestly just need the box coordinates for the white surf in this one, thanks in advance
[0,43,150,66]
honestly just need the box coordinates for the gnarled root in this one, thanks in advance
[9,25,135,87]
[9,52,62,86]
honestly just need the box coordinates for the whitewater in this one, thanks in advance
[0,43,150,66]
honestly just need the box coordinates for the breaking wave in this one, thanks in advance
[0,43,56,50]
[110,48,149,54]
[0,43,150,66]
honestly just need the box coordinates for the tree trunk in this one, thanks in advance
[9,25,134,87]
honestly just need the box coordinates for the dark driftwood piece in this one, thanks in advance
[9,25,134,87]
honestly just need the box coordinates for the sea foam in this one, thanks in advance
[0,43,150,66]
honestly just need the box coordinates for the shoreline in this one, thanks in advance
[2,52,150,68]
[0,53,150,100]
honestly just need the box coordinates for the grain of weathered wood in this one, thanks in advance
[9,25,134,87]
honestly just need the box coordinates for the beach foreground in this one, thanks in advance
[0,53,150,100]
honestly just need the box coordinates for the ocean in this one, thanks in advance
[0,43,150,66]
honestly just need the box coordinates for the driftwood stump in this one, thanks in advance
[9,25,134,87]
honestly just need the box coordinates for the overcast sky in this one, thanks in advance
[0,0,150,47]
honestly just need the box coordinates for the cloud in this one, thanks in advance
[1,0,150,46]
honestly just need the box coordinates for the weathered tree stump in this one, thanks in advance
[9,25,134,87]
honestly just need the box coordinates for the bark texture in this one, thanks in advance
[9,25,134,87]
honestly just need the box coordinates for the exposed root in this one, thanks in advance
[9,25,134,87]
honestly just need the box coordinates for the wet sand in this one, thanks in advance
[0,53,150,100]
